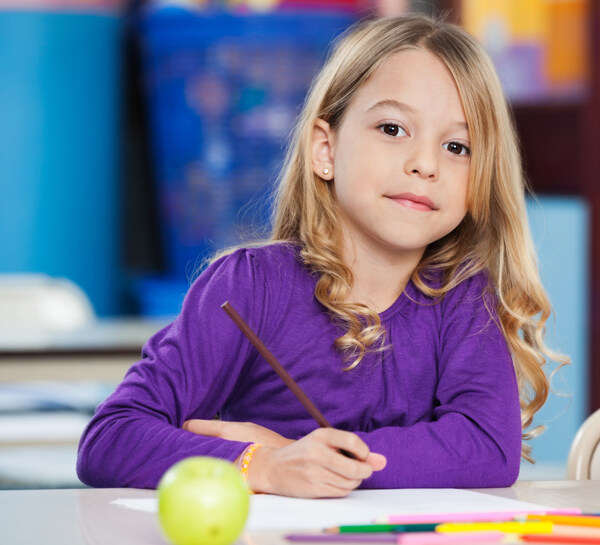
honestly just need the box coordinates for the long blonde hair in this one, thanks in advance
[269,13,567,461]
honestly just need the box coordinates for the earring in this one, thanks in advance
[323,168,330,175]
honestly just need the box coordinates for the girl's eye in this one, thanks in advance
[444,141,470,156]
[378,123,407,137]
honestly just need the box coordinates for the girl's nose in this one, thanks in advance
[404,143,439,181]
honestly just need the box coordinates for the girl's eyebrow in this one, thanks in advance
[366,98,415,115]
[365,98,469,131]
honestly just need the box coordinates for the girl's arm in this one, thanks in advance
[354,274,522,489]
[182,419,387,497]
[77,246,386,495]
[76,250,267,489]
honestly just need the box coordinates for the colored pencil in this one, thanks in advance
[285,531,506,544]
[527,515,600,528]
[379,509,582,525]
[551,527,600,539]
[287,535,398,542]
[436,521,553,534]
[397,532,505,545]
[521,535,600,544]
[326,524,438,534]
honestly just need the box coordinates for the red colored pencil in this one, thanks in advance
[522,535,600,544]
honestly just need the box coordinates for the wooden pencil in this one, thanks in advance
[221,301,331,428]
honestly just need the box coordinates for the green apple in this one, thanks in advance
[157,456,250,545]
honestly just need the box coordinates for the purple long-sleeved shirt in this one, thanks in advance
[77,243,521,489]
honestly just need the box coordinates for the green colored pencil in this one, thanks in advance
[326,524,439,533]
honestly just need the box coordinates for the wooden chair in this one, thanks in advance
[566,409,600,479]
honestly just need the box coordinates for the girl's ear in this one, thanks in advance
[311,118,335,180]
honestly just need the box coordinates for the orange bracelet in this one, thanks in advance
[238,443,262,491]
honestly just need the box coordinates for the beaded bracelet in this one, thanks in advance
[238,443,262,492]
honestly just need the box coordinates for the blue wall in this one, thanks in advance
[521,196,589,477]
[0,11,123,316]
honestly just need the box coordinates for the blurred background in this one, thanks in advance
[0,0,596,488]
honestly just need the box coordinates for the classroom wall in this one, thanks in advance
[520,196,589,478]
[0,9,124,316]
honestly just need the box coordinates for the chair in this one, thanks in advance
[566,409,600,479]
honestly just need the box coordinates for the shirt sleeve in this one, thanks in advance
[354,273,522,489]
[77,249,270,489]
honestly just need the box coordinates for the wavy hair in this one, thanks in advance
[268,13,567,461]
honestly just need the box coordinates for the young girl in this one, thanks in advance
[78,13,559,498]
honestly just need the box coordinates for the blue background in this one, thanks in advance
[520,196,589,477]
[0,12,123,316]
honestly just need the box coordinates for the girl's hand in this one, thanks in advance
[248,427,387,498]
[182,419,294,448]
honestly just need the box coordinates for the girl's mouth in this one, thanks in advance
[387,192,436,211]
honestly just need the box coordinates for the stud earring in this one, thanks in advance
[323,168,330,175]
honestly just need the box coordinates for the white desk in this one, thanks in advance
[1,482,599,545]
[0,318,168,383]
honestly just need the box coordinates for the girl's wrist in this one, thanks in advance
[237,443,268,494]
[243,444,273,495]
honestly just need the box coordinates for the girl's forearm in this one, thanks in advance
[354,416,521,489]
[77,413,250,489]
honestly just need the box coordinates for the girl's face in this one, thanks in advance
[312,48,470,265]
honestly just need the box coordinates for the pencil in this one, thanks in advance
[548,526,600,539]
[527,515,600,528]
[286,535,398,543]
[285,532,505,544]
[326,524,439,533]
[379,508,582,525]
[436,521,553,534]
[221,301,331,428]
[397,532,504,545]
[221,301,358,460]
[521,536,600,544]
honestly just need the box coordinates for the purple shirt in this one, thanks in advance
[77,243,521,489]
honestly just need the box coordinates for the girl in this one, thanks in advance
[77,13,559,498]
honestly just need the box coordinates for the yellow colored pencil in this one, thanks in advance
[436,521,554,534]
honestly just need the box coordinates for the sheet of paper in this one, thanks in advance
[112,488,554,531]
[246,489,553,531]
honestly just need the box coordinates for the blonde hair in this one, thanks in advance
[268,13,567,461]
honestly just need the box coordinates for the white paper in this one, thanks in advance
[112,498,158,512]
[246,489,553,531]
[111,488,553,531]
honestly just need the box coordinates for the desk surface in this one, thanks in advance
[0,318,170,383]
[0,318,168,354]
[2,481,599,545]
